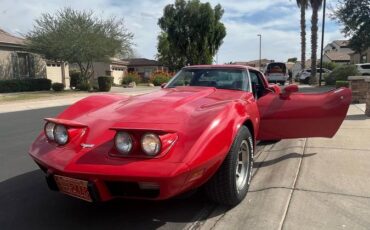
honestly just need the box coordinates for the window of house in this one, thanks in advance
[17,53,30,77]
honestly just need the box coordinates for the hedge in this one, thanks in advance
[52,82,65,92]
[0,78,51,93]
[335,81,349,89]
[76,82,91,91]
[98,76,113,92]
[150,71,173,86]
[325,65,359,85]
[122,72,141,85]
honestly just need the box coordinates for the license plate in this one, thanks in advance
[54,175,92,202]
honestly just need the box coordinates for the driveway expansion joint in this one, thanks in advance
[279,138,307,230]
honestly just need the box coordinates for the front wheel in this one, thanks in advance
[205,126,254,206]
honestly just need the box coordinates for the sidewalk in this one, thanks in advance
[200,104,370,230]
[0,87,159,114]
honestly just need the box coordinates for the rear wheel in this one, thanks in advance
[205,126,254,206]
[303,77,309,84]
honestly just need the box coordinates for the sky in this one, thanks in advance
[0,0,346,64]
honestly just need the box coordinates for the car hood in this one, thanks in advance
[80,87,244,124]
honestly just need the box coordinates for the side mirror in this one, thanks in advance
[161,83,167,88]
[280,84,298,99]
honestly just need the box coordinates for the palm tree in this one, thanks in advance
[309,0,323,84]
[296,0,309,72]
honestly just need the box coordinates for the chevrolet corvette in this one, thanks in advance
[29,65,351,206]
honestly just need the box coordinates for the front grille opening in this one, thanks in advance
[106,181,160,198]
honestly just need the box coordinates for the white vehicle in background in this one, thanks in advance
[297,68,332,84]
[264,62,289,85]
[355,63,370,76]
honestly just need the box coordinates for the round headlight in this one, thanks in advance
[115,132,133,154]
[54,125,69,145]
[44,122,55,141]
[141,133,161,156]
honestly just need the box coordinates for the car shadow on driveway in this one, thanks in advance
[0,170,213,230]
[345,114,369,121]
[253,152,317,168]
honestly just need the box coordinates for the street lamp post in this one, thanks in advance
[257,34,262,71]
[319,0,326,86]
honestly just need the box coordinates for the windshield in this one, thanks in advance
[166,68,249,91]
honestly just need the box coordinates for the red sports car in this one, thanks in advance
[29,65,351,206]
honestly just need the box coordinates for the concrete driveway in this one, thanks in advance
[199,104,370,230]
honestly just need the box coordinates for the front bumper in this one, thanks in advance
[31,156,192,202]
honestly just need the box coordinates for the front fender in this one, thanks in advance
[179,99,258,187]
[57,94,128,120]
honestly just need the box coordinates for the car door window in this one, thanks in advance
[249,70,265,99]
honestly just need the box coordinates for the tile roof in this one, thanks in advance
[324,51,350,61]
[0,29,25,47]
[333,40,350,47]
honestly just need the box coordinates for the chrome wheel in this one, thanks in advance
[236,140,249,192]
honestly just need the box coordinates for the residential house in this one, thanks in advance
[323,51,351,64]
[350,48,370,64]
[91,58,128,85]
[324,40,353,54]
[122,58,168,81]
[0,28,69,86]
[323,40,353,64]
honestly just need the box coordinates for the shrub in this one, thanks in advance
[98,76,113,92]
[76,82,91,91]
[70,71,82,89]
[321,62,338,71]
[52,82,65,91]
[336,81,349,88]
[150,70,173,86]
[0,78,51,93]
[122,72,141,85]
[325,65,359,85]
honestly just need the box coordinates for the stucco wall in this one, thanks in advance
[351,49,370,64]
[92,62,126,85]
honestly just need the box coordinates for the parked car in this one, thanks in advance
[297,68,332,84]
[29,65,351,206]
[355,63,370,76]
[264,62,289,85]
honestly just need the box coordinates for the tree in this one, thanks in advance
[26,8,134,83]
[287,57,298,63]
[157,0,226,71]
[332,0,370,61]
[309,0,323,84]
[296,0,309,70]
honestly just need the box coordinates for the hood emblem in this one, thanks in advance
[81,143,95,148]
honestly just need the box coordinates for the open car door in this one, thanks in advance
[256,85,352,140]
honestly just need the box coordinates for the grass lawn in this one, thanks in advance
[0,90,87,103]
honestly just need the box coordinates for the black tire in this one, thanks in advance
[303,77,309,84]
[205,126,254,206]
